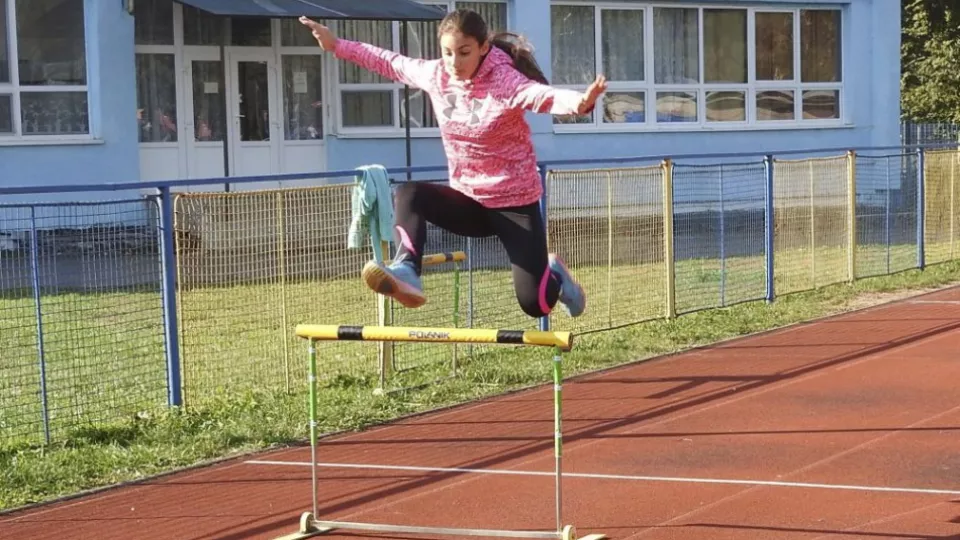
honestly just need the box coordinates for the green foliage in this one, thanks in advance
[901,0,960,122]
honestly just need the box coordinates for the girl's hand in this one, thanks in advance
[299,16,338,51]
[578,75,608,114]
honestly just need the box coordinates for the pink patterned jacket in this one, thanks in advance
[334,39,589,208]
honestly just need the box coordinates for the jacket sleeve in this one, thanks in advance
[334,39,437,91]
[503,68,593,115]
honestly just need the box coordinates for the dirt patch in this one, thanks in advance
[840,285,959,312]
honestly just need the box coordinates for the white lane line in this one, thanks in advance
[244,460,960,496]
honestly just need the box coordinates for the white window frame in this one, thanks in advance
[134,3,183,149]
[333,0,509,138]
[550,1,846,133]
[0,0,93,143]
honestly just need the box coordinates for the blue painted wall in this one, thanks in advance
[0,0,902,195]
[0,0,140,209]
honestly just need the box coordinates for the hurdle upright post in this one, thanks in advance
[374,251,469,395]
[376,240,394,393]
[279,324,606,540]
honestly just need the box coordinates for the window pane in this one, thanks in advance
[183,5,224,46]
[282,18,337,47]
[0,0,9,83]
[602,9,643,82]
[457,2,507,32]
[755,12,793,81]
[402,90,437,129]
[136,54,178,142]
[757,90,795,121]
[20,92,88,134]
[654,8,699,84]
[16,0,87,86]
[340,21,392,84]
[135,0,174,46]
[191,61,225,141]
[283,55,324,140]
[403,18,439,128]
[551,5,594,85]
[704,10,746,83]
[342,91,393,127]
[706,91,745,122]
[406,20,439,60]
[802,89,839,119]
[656,91,697,123]
[236,61,270,142]
[0,94,11,133]
[603,92,645,123]
[801,10,841,82]
[231,17,271,47]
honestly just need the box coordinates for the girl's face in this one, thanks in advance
[440,31,489,81]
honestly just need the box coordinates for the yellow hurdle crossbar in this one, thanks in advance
[387,250,467,267]
[295,324,574,352]
[275,323,605,540]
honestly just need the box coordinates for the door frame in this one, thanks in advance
[226,47,283,178]
[181,47,228,182]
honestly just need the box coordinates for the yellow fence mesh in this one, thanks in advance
[546,166,666,333]
[772,155,851,295]
[174,185,380,402]
[164,153,956,403]
[924,149,960,264]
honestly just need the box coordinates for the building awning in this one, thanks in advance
[173,0,446,21]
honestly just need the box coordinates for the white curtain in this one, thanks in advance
[602,9,644,82]
[551,5,595,85]
[653,7,698,85]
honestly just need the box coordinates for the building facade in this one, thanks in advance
[0,0,900,196]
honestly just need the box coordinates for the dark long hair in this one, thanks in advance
[437,8,549,84]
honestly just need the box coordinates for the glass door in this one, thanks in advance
[227,49,281,187]
[182,48,227,183]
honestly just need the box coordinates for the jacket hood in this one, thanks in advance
[472,44,514,81]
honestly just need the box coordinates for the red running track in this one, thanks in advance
[3,287,959,539]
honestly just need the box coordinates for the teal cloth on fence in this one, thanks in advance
[347,164,394,263]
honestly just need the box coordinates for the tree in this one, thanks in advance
[901,0,960,122]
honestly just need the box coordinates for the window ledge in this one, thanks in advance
[0,137,105,148]
[553,121,855,134]
[334,130,442,140]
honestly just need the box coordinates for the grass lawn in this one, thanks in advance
[1,242,958,511]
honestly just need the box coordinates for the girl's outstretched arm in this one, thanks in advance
[300,16,436,91]
[507,71,608,116]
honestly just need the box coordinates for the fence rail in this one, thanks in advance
[1,144,959,448]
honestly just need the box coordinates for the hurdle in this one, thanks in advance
[374,250,468,395]
[275,324,606,540]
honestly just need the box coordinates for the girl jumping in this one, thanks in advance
[300,9,607,319]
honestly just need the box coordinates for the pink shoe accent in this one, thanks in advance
[538,264,553,316]
[395,225,417,256]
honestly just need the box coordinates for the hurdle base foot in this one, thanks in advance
[562,525,607,540]
[271,513,332,540]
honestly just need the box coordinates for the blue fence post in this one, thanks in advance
[29,207,51,445]
[885,156,892,274]
[718,164,726,307]
[916,148,926,270]
[763,155,776,303]
[538,163,550,332]
[157,187,183,407]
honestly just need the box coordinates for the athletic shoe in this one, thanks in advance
[361,259,427,308]
[548,253,586,317]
